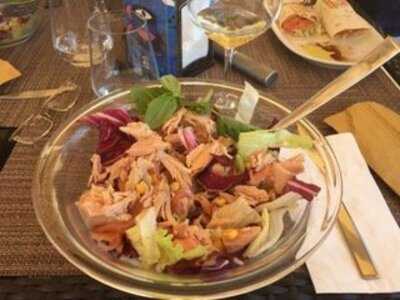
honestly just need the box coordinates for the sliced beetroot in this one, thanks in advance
[167,259,202,275]
[212,155,233,166]
[121,234,138,258]
[284,178,321,201]
[198,169,249,192]
[197,156,249,192]
[81,108,136,165]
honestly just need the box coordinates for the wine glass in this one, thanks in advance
[188,0,281,110]
[188,0,281,77]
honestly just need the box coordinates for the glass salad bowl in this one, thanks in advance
[0,0,41,48]
[32,79,342,299]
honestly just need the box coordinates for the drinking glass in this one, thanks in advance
[188,0,281,76]
[188,0,281,110]
[49,0,105,67]
[88,11,159,97]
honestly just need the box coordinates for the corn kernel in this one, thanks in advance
[223,229,238,240]
[214,197,226,207]
[135,181,148,195]
[171,181,180,192]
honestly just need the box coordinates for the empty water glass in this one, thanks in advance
[88,10,159,96]
[49,0,105,67]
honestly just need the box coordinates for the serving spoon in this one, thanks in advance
[271,37,400,131]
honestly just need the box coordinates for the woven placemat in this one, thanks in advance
[0,13,399,277]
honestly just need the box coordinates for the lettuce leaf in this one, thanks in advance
[244,208,286,258]
[155,229,208,270]
[155,229,184,270]
[235,81,259,124]
[237,129,313,158]
[127,220,208,271]
[216,115,258,141]
[207,197,261,229]
[126,208,160,268]
[182,245,208,260]
[243,208,270,258]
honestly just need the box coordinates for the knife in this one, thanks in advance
[337,204,379,279]
[214,45,278,87]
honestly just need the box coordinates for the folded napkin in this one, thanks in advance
[306,133,400,294]
[325,101,400,196]
[0,59,21,86]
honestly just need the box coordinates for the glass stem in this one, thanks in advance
[224,48,235,78]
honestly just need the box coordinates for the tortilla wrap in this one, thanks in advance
[318,0,371,38]
[279,4,320,36]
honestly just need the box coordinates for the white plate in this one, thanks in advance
[271,4,384,69]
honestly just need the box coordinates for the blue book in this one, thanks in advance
[123,0,214,76]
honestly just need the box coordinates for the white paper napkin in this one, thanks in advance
[306,133,400,294]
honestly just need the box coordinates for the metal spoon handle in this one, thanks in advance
[272,37,400,131]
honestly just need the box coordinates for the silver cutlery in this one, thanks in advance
[271,37,400,131]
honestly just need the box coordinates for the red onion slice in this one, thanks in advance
[183,127,198,151]
[284,178,321,201]
[81,108,136,165]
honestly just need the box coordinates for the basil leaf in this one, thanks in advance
[216,115,258,141]
[182,89,213,115]
[184,100,211,115]
[160,75,181,97]
[145,94,178,129]
[129,86,165,115]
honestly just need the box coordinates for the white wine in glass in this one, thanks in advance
[189,0,280,76]
[189,0,281,109]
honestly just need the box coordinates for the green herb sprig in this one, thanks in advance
[129,75,213,129]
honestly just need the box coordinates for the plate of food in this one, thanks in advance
[272,0,383,68]
[33,76,341,298]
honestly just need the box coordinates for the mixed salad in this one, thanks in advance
[0,1,39,46]
[76,76,321,274]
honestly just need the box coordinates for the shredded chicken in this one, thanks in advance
[247,150,276,171]
[77,185,135,228]
[234,185,270,206]
[153,177,171,215]
[194,193,213,216]
[105,156,133,190]
[186,138,232,174]
[173,222,213,251]
[183,110,216,142]
[221,226,261,254]
[119,122,156,140]
[161,108,187,135]
[89,154,108,185]
[125,157,154,192]
[218,192,236,204]
[126,136,170,157]
[91,231,124,253]
[159,151,192,191]
[207,197,261,229]
[249,154,305,194]
[171,191,193,221]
